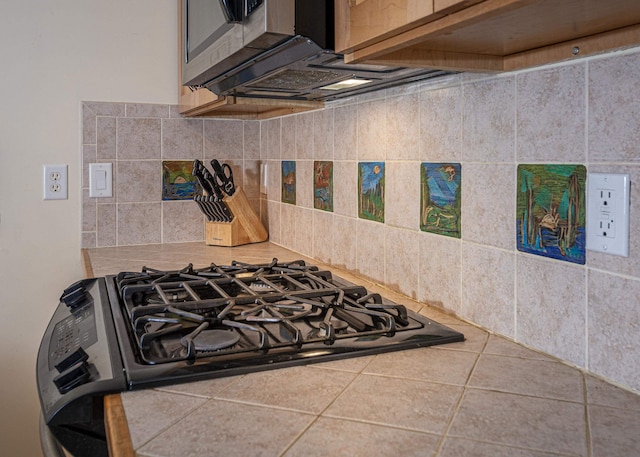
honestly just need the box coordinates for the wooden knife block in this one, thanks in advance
[205,186,268,247]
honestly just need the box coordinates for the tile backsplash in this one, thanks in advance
[81,103,261,247]
[82,46,640,395]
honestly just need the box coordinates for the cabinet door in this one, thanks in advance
[335,0,435,53]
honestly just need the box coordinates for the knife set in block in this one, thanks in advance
[192,159,268,247]
[204,186,268,247]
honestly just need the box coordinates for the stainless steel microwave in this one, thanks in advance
[182,0,295,87]
[181,0,454,101]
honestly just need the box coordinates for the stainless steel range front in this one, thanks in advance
[37,259,464,456]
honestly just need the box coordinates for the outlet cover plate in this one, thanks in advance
[43,164,68,200]
[586,172,630,257]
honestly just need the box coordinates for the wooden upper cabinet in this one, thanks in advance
[335,0,435,54]
[336,0,640,72]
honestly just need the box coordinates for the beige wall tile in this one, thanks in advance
[461,163,515,250]
[97,116,117,159]
[281,115,296,160]
[386,93,420,160]
[385,161,420,229]
[356,219,386,283]
[419,233,461,311]
[516,255,586,367]
[589,49,640,162]
[267,201,281,245]
[266,159,281,203]
[280,202,296,246]
[260,117,280,160]
[243,121,260,159]
[589,270,640,391]
[82,188,96,232]
[97,203,116,247]
[313,108,334,160]
[296,159,313,208]
[117,118,161,160]
[117,202,161,245]
[242,159,260,200]
[125,103,170,118]
[334,103,357,161]
[420,85,462,161]
[116,160,161,202]
[358,99,386,160]
[295,112,315,159]
[204,119,242,160]
[294,206,313,256]
[385,227,420,299]
[517,63,586,162]
[82,144,96,188]
[162,201,204,243]
[333,161,357,217]
[313,210,334,264]
[332,215,357,270]
[461,244,515,337]
[462,76,515,162]
[162,118,203,160]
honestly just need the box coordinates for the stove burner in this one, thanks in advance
[181,326,241,352]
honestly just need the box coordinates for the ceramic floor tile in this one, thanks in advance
[469,354,584,402]
[137,399,315,457]
[310,355,375,373]
[483,335,553,360]
[585,375,640,411]
[120,390,207,450]
[214,365,357,413]
[438,437,573,457]
[324,374,463,434]
[154,375,243,398]
[448,389,587,456]
[589,404,640,457]
[284,417,440,457]
[437,323,489,353]
[364,347,478,386]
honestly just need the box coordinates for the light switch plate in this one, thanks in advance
[89,163,113,197]
[586,172,630,257]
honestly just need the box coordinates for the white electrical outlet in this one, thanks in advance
[43,164,68,200]
[586,172,630,257]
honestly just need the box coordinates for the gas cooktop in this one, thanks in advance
[108,259,465,386]
[38,258,464,457]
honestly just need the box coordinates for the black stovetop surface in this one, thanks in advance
[106,259,465,389]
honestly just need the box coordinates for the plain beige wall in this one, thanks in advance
[0,1,177,455]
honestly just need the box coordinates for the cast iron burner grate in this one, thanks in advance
[110,259,464,375]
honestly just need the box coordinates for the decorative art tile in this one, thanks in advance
[282,160,296,205]
[420,162,461,238]
[516,164,586,264]
[162,161,197,201]
[358,162,385,222]
[314,161,333,212]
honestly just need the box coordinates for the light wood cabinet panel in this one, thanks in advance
[337,0,640,72]
[335,0,436,54]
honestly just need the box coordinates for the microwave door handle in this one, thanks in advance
[219,0,243,23]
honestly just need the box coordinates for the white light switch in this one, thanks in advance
[89,163,113,197]
[586,173,630,257]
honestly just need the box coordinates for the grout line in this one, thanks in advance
[433,332,488,456]
[582,373,594,457]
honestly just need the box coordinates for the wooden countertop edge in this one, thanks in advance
[82,248,136,457]
[104,394,136,457]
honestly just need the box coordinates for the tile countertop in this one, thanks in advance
[85,242,640,457]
